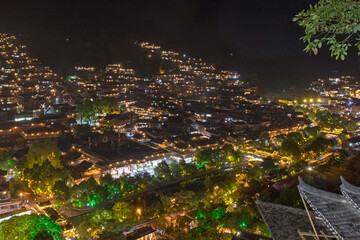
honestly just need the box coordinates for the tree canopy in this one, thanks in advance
[77,208,125,239]
[294,0,360,60]
[112,201,136,223]
[76,97,120,124]
[0,214,63,240]
[70,177,105,207]
[23,160,70,196]
[0,149,15,171]
[154,161,172,180]
[25,141,62,169]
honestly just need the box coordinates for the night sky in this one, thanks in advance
[0,0,359,90]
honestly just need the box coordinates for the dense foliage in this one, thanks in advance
[0,149,15,172]
[23,160,70,196]
[153,168,270,239]
[69,159,199,208]
[0,214,63,240]
[294,0,360,60]
[76,97,121,124]
[25,141,62,169]
[194,145,244,169]
[20,141,71,196]
[77,208,127,239]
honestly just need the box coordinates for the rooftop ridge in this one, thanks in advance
[340,176,360,195]
[340,176,360,211]
[256,197,332,240]
[298,177,360,240]
[256,198,310,217]
[298,177,346,203]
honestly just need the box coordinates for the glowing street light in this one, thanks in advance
[136,208,142,220]
[136,208,142,215]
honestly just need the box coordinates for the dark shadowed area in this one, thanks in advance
[0,0,358,90]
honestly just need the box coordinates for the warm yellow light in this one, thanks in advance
[309,98,313,103]
[303,99,307,103]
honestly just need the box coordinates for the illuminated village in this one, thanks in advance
[0,7,360,239]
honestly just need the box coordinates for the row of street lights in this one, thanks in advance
[294,98,322,104]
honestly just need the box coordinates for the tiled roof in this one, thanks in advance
[340,176,360,211]
[298,178,360,240]
[256,199,331,240]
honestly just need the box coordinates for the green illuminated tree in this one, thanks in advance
[0,214,63,240]
[159,193,174,213]
[133,171,152,190]
[90,209,124,233]
[173,190,197,211]
[112,201,136,223]
[94,97,119,115]
[147,201,165,218]
[77,208,125,239]
[76,99,96,124]
[169,161,182,178]
[23,160,70,196]
[77,97,119,124]
[154,161,172,180]
[52,180,70,205]
[116,175,137,193]
[70,177,105,207]
[178,159,198,175]
[294,0,360,60]
[221,144,244,164]
[100,174,121,200]
[0,149,15,171]
[9,178,30,198]
[194,149,221,169]
[25,141,62,169]
[188,204,233,240]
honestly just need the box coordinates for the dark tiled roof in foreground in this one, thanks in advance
[298,178,360,240]
[340,176,360,211]
[256,199,331,240]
